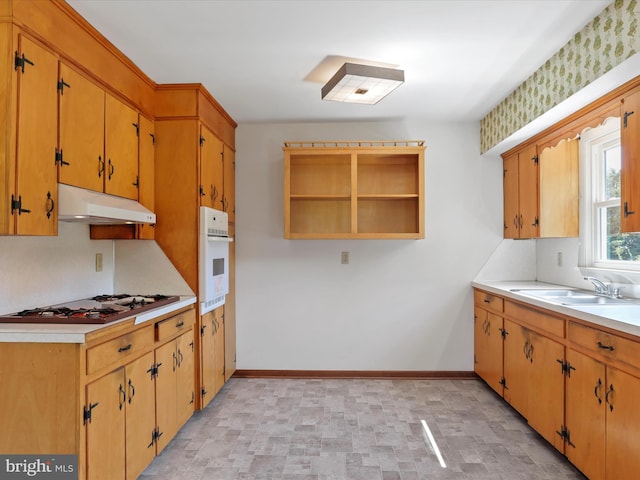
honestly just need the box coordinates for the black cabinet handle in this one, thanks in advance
[605,384,614,412]
[118,384,126,410]
[46,191,55,219]
[98,156,104,177]
[118,344,132,353]
[128,378,135,403]
[594,378,603,405]
[108,159,115,180]
[597,341,614,351]
[175,320,184,328]
[624,202,635,217]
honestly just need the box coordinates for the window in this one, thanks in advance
[582,118,640,269]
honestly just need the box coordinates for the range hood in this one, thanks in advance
[57,184,156,224]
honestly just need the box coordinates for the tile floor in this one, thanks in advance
[140,378,587,480]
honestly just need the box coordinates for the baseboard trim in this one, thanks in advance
[232,370,477,380]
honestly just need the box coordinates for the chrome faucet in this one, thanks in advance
[584,277,625,299]
[584,276,614,297]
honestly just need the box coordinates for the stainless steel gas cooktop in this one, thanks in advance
[0,294,179,324]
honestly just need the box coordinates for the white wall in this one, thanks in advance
[235,120,504,371]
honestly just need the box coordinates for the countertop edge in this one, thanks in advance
[472,280,640,338]
[0,295,197,343]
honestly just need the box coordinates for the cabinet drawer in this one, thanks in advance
[86,325,154,374]
[156,309,195,342]
[474,290,504,312]
[568,321,640,370]
[505,301,564,338]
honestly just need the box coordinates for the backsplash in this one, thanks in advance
[0,223,114,314]
[481,0,640,153]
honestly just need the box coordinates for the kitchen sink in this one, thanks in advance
[511,288,627,305]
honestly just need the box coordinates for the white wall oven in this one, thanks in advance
[199,207,233,314]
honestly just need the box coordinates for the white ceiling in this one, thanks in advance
[66,0,611,124]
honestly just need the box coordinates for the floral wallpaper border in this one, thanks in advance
[480,0,639,154]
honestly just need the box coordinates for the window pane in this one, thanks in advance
[604,145,621,200]
[606,205,640,261]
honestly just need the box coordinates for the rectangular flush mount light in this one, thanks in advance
[321,62,404,104]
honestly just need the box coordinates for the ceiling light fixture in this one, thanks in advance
[321,62,404,105]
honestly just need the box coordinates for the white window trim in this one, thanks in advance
[579,116,640,273]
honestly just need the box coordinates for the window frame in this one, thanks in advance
[581,117,640,271]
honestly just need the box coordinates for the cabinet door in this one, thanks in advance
[223,145,235,222]
[138,115,155,239]
[502,319,529,417]
[200,125,224,208]
[605,367,640,480]
[473,307,488,380]
[125,352,156,480]
[526,331,565,451]
[14,35,58,235]
[105,94,139,200]
[201,307,224,407]
[176,329,195,429]
[213,308,226,395]
[155,340,177,453]
[58,63,105,192]
[483,312,504,395]
[503,153,519,238]
[518,144,539,238]
[86,369,126,480]
[565,349,605,480]
[620,89,640,233]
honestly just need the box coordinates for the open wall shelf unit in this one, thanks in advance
[284,140,425,239]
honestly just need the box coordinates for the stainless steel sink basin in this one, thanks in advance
[511,288,626,305]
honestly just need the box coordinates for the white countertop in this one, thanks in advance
[0,295,197,343]
[472,280,640,338]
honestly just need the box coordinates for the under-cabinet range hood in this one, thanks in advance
[57,184,156,224]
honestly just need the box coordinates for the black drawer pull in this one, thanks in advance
[175,321,184,328]
[118,344,132,353]
[597,341,614,351]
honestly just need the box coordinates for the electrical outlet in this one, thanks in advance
[557,252,563,267]
[341,251,349,264]
[96,253,103,272]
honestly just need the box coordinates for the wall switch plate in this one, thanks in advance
[557,252,563,267]
[96,253,103,272]
[341,251,349,264]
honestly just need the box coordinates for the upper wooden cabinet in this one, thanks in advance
[502,138,578,239]
[503,144,539,238]
[284,141,425,239]
[0,32,58,236]
[104,93,139,200]
[58,62,105,193]
[59,64,140,201]
[223,145,235,223]
[137,115,155,240]
[1,0,157,237]
[199,124,224,209]
[621,89,640,233]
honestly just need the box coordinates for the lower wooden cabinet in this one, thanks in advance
[201,306,225,408]
[86,352,156,480]
[565,323,640,480]
[473,306,504,394]
[85,369,126,480]
[474,287,640,480]
[565,348,606,480]
[155,329,195,453]
[0,306,197,480]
